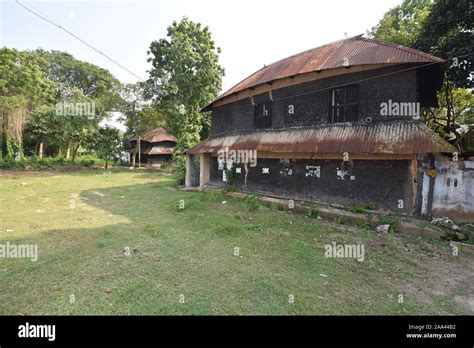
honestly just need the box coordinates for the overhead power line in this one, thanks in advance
[16,0,145,81]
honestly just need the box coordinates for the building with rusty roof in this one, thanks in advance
[185,35,467,220]
[130,128,177,167]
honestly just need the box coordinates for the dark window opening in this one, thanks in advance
[254,101,272,129]
[329,85,359,123]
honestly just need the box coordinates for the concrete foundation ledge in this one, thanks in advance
[180,185,452,240]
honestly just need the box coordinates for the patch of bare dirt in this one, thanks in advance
[401,242,474,313]
[429,247,474,312]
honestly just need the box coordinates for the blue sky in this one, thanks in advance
[1,0,401,92]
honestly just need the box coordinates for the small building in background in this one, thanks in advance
[130,128,177,168]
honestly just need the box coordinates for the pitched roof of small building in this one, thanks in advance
[205,35,444,110]
[131,128,177,143]
[142,147,174,155]
[186,121,456,155]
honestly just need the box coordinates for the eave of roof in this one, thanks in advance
[142,146,174,155]
[186,121,456,155]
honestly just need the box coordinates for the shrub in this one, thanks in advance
[0,155,107,170]
[377,216,400,233]
[344,202,375,213]
[308,209,322,219]
[247,223,264,232]
[200,191,224,202]
[242,194,261,213]
[361,214,400,233]
[0,158,20,169]
[76,155,106,167]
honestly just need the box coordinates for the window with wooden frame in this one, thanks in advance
[329,85,359,123]
[254,101,272,129]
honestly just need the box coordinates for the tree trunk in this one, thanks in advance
[138,136,141,168]
[131,148,136,167]
[71,143,80,162]
[66,146,71,160]
[1,110,9,158]
[38,141,44,158]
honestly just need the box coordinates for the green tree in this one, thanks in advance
[120,82,147,133]
[0,48,54,158]
[369,0,432,47]
[24,104,57,157]
[147,17,224,148]
[119,82,146,167]
[370,0,473,150]
[60,87,101,161]
[120,82,168,167]
[33,50,122,159]
[90,126,122,169]
[415,0,473,89]
[135,106,166,134]
[36,50,122,103]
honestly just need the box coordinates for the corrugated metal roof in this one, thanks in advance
[213,35,444,104]
[142,146,174,155]
[131,128,177,143]
[186,121,456,155]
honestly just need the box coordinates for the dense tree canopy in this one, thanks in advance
[369,0,431,47]
[28,50,123,159]
[415,0,473,88]
[90,126,123,169]
[0,48,55,158]
[147,17,224,147]
[370,0,473,151]
[370,0,473,88]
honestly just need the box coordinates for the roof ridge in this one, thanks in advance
[358,37,444,62]
[316,39,347,72]
[226,35,365,95]
[269,34,364,65]
[252,34,364,75]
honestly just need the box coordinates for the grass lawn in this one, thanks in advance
[0,168,472,315]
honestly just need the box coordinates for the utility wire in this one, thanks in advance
[16,0,472,107]
[16,0,145,81]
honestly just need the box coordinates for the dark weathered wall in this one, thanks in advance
[211,65,419,137]
[145,154,172,164]
[210,156,413,212]
[153,141,176,148]
[130,140,176,149]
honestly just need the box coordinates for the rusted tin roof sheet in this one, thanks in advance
[186,121,456,155]
[143,147,174,155]
[215,36,444,102]
[131,128,177,143]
